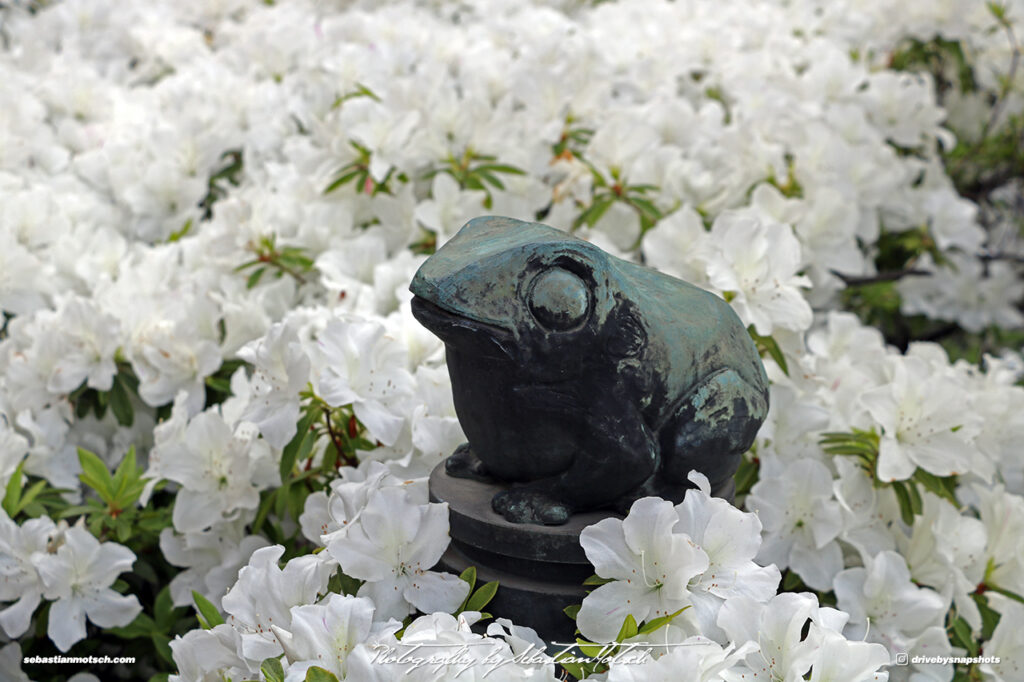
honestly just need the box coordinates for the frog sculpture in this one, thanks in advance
[410,216,768,525]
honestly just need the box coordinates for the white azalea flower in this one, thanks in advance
[897,494,986,630]
[0,511,56,638]
[221,545,336,662]
[129,316,222,414]
[371,611,558,681]
[160,410,278,533]
[33,525,142,652]
[0,416,28,491]
[0,642,32,682]
[326,486,468,621]
[860,354,978,481]
[168,623,255,682]
[158,522,271,609]
[806,629,891,682]
[972,483,1024,597]
[307,460,421,547]
[577,497,709,643]
[595,636,754,682]
[42,296,121,394]
[978,593,1024,682]
[675,472,781,641]
[237,318,312,449]
[409,365,466,471]
[717,592,825,682]
[315,317,415,448]
[641,206,711,285]
[833,550,948,663]
[748,459,844,591]
[275,593,384,682]
[701,212,813,335]
[414,173,487,247]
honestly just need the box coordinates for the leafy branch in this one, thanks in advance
[551,117,594,160]
[235,235,314,288]
[198,149,244,220]
[322,140,398,196]
[819,429,960,525]
[557,605,689,679]
[65,447,169,543]
[250,392,378,543]
[572,165,668,243]
[330,82,380,110]
[423,148,526,209]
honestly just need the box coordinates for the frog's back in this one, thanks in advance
[611,258,768,425]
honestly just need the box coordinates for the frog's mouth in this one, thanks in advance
[411,296,515,360]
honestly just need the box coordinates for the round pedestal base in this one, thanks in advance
[428,462,617,647]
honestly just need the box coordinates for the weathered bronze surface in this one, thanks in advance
[410,216,768,525]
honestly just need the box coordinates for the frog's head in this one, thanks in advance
[410,216,646,370]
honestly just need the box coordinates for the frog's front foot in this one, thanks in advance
[444,443,494,482]
[492,489,570,525]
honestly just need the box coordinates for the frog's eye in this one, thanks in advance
[528,267,590,331]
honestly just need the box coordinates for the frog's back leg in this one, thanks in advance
[491,394,660,524]
[659,367,768,494]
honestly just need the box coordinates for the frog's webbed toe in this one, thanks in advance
[492,489,571,525]
[444,443,494,482]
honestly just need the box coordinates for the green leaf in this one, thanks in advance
[973,593,1002,640]
[476,169,506,190]
[637,606,690,635]
[949,615,978,657]
[575,637,607,659]
[324,167,362,194]
[246,266,267,289]
[459,566,477,593]
[12,479,47,517]
[455,566,478,612]
[564,604,581,621]
[2,460,25,517]
[733,455,759,497]
[109,372,135,425]
[474,163,526,176]
[154,586,176,629]
[327,571,363,597]
[573,195,614,230]
[305,666,341,682]
[74,389,95,420]
[464,580,499,613]
[782,571,805,591]
[168,218,193,243]
[891,481,916,525]
[281,410,320,479]
[913,469,960,507]
[906,479,923,516]
[78,448,114,503]
[748,327,789,376]
[559,661,588,680]
[261,657,286,682]
[110,445,145,508]
[107,611,157,639]
[152,632,174,664]
[192,590,225,629]
[628,196,663,221]
[583,574,615,586]
[205,375,233,395]
[251,488,277,535]
[988,585,1024,606]
[615,614,638,642]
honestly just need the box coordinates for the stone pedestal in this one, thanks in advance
[429,463,620,647]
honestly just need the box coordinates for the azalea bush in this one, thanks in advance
[1,0,1023,681]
